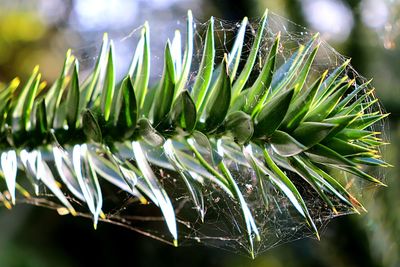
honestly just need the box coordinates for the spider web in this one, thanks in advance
[1,11,388,257]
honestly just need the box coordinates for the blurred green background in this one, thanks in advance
[0,0,399,266]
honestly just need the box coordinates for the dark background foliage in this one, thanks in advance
[0,0,399,266]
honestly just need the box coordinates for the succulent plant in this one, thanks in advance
[0,9,389,257]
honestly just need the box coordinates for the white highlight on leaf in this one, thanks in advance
[218,142,260,246]
[243,144,306,217]
[20,149,40,195]
[89,149,138,194]
[53,146,85,201]
[132,141,178,241]
[20,149,76,215]
[171,30,182,78]
[72,144,103,226]
[164,139,205,220]
[1,150,17,204]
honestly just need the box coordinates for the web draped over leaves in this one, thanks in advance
[0,10,389,257]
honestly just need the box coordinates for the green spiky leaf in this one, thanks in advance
[254,88,294,137]
[152,41,176,125]
[66,61,80,130]
[171,91,197,132]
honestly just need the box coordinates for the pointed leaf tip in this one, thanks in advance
[101,41,116,122]
[66,61,80,130]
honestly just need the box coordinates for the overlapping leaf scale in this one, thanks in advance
[0,9,388,255]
